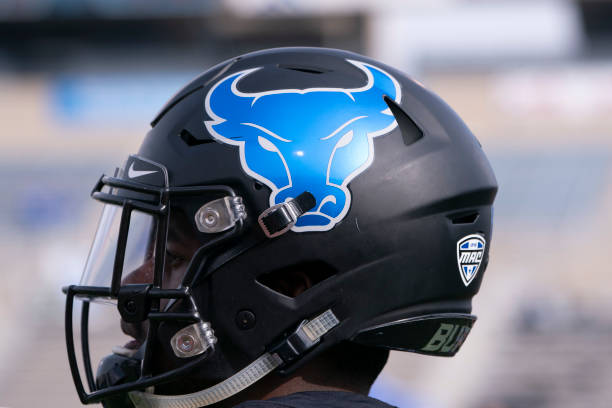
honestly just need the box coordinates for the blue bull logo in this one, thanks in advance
[205,59,401,232]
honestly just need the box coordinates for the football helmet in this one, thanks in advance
[63,47,498,408]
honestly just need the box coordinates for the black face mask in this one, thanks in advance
[64,156,250,405]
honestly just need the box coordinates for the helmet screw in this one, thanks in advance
[177,334,196,353]
[125,300,136,314]
[235,309,256,330]
[202,209,219,227]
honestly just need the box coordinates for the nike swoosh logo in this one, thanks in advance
[128,162,158,179]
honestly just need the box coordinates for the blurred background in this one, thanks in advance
[0,0,611,407]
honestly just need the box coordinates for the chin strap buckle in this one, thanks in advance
[258,191,316,238]
[269,309,340,364]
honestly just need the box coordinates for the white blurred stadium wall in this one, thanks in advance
[1,1,611,407]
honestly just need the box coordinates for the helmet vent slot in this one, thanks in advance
[256,261,337,298]
[180,129,214,146]
[278,64,327,75]
[449,211,480,224]
[384,96,423,146]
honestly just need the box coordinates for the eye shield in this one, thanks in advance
[80,205,157,296]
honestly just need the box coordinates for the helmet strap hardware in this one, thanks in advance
[269,309,339,364]
[258,191,316,238]
[118,284,152,323]
[195,196,246,233]
[170,321,217,358]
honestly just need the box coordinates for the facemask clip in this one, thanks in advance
[170,322,217,358]
[195,196,246,233]
[118,285,151,323]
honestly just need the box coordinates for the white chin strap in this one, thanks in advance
[129,309,339,408]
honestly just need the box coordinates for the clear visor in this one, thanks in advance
[80,204,157,297]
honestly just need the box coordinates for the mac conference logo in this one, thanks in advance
[456,234,486,286]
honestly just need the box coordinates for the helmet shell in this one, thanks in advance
[138,47,497,380]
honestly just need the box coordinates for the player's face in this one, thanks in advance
[120,209,202,349]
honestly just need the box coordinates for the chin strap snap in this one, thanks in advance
[129,309,339,408]
[258,192,316,238]
[268,309,339,364]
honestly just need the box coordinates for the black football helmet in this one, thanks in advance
[63,47,497,408]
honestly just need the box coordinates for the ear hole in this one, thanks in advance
[180,129,214,146]
[256,261,338,298]
[384,97,423,146]
[449,211,480,224]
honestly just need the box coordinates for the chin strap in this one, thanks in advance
[128,309,339,408]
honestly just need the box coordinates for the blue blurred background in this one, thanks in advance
[0,1,611,407]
